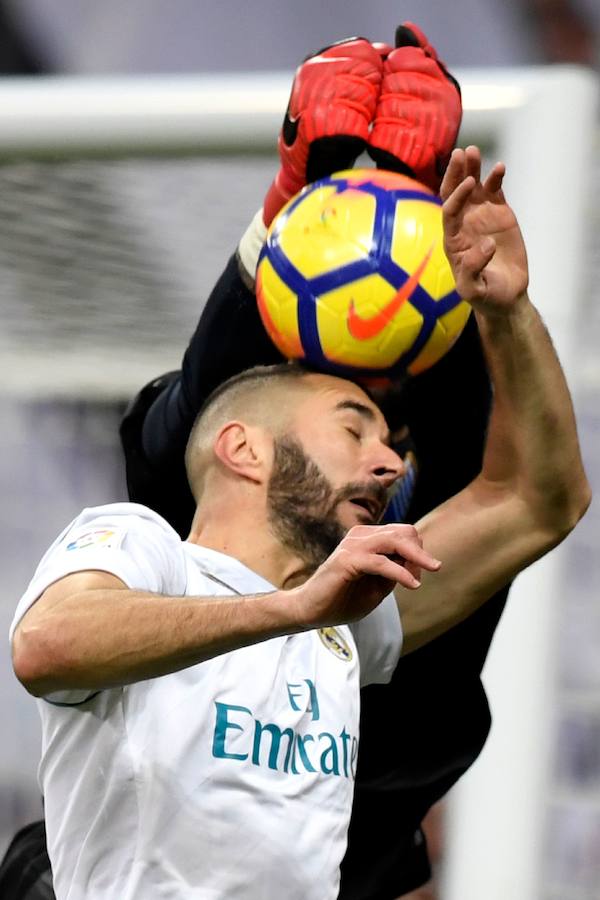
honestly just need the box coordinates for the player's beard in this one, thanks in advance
[267,434,387,571]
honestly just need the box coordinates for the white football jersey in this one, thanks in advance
[11,503,403,900]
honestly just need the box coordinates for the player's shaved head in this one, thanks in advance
[185,363,316,499]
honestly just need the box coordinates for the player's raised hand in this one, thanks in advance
[288,523,441,629]
[441,145,529,312]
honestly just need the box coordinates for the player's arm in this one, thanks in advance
[12,526,439,697]
[13,570,298,696]
[395,146,591,655]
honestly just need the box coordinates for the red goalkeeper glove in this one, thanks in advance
[262,37,383,226]
[368,22,462,193]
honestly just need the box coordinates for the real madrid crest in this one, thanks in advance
[318,627,353,662]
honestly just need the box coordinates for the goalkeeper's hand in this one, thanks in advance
[368,22,463,193]
[262,37,383,227]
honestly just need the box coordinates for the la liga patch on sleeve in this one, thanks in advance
[65,528,125,552]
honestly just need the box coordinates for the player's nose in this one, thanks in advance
[371,446,405,488]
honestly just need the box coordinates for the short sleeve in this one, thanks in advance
[350,593,403,687]
[10,503,186,646]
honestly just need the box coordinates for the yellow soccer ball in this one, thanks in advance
[256,168,471,381]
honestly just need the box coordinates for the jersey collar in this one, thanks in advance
[184,542,276,596]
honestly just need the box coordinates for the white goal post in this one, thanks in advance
[0,67,597,898]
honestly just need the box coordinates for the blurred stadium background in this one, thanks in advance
[0,3,598,899]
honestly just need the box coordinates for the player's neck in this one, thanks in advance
[187,506,313,590]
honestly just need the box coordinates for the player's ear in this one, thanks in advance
[213,421,271,484]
